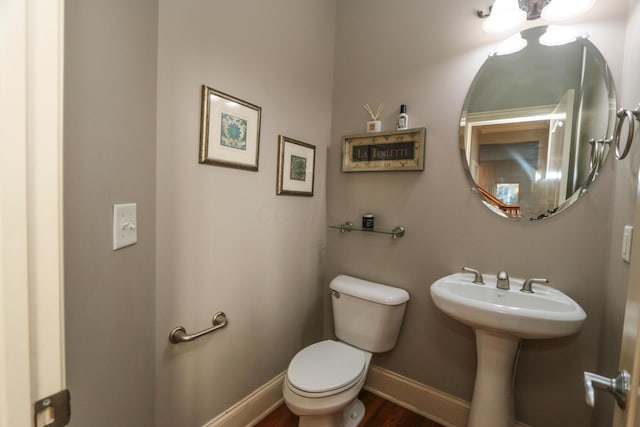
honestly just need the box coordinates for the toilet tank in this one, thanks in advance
[330,275,410,353]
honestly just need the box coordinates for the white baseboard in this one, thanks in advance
[202,364,530,427]
[364,365,530,427]
[203,371,286,427]
[364,365,468,427]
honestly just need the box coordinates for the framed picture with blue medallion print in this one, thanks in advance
[199,85,261,171]
[276,135,316,196]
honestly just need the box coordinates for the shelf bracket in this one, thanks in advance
[391,226,405,239]
[339,221,353,233]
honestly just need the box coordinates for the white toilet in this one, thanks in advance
[282,274,410,427]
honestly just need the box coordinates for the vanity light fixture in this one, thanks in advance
[479,0,595,33]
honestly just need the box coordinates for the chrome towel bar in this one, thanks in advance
[586,105,639,180]
[614,106,639,160]
[169,311,227,344]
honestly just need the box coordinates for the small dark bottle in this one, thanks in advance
[396,104,408,130]
[362,214,374,230]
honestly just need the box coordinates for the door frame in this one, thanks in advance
[612,169,640,426]
[0,0,66,425]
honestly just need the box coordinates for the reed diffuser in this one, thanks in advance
[364,103,383,133]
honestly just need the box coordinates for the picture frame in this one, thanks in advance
[199,85,262,171]
[276,135,316,196]
[341,127,426,172]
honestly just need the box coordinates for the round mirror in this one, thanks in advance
[460,26,616,220]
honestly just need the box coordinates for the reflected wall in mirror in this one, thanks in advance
[460,26,616,221]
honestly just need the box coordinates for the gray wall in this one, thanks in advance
[63,1,158,426]
[154,1,336,425]
[327,1,627,426]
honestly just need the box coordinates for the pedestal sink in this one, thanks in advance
[430,272,586,427]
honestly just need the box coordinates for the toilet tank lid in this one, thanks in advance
[329,275,410,305]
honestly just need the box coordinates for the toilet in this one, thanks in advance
[283,274,410,427]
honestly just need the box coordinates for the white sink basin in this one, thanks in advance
[430,272,586,339]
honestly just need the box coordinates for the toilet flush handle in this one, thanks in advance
[330,289,341,298]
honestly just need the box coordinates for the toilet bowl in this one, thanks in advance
[283,340,372,427]
[283,275,410,427]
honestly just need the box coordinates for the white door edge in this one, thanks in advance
[0,0,66,425]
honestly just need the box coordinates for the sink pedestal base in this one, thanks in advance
[467,329,520,427]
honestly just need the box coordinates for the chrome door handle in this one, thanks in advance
[583,370,630,409]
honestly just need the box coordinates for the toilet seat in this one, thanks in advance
[286,340,366,398]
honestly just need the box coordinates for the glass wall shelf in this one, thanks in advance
[329,222,406,239]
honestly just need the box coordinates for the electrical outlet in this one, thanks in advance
[113,203,137,250]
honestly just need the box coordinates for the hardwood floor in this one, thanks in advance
[255,390,445,427]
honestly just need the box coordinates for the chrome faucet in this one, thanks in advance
[462,267,484,284]
[520,278,549,293]
[496,271,510,290]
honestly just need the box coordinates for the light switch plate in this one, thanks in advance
[113,203,137,250]
[622,225,633,263]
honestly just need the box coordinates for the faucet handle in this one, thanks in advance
[520,278,549,293]
[462,267,484,284]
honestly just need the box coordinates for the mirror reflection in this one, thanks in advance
[460,26,616,220]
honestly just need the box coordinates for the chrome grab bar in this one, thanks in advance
[169,311,228,344]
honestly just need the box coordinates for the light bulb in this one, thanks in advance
[541,0,595,21]
[494,33,528,55]
[483,0,527,34]
[539,25,578,46]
